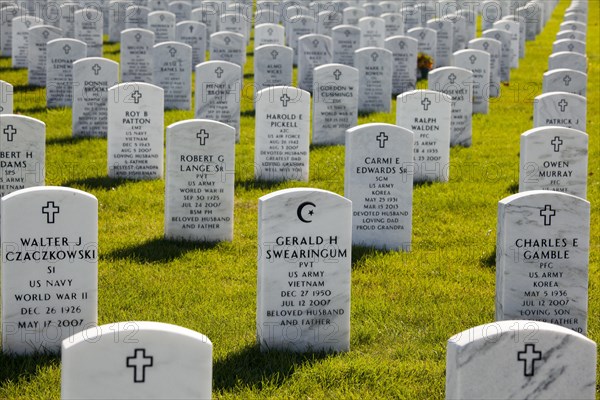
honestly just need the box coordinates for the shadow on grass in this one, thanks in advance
[12,84,44,93]
[14,105,49,114]
[106,237,219,263]
[213,344,329,391]
[243,72,254,79]
[479,250,496,269]
[351,245,398,269]
[46,136,105,146]
[507,182,519,194]
[62,176,130,191]
[414,180,435,188]
[0,353,59,386]
[235,178,289,191]
[240,109,256,117]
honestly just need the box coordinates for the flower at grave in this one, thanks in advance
[417,52,433,71]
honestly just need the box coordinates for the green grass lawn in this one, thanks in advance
[0,0,598,398]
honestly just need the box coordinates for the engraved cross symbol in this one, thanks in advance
[551,136,563,152]
[188,25,194,33]
[419,30,426,40]
[214,67,224,78]
[135,32,142,42]
[333,69,342,80]
[270,49,278,59]
[42,30,50,39]
[224,36,231,45]
[505,23,510,30]
[567,43,574,51]
[159,14,165,21]
[540,205,556,226]
[280,93,291,107]
[3,125,17,141]
[131,90,142,104]
[371,52,379,62]
[376,132,388,148]
[127,349,154,383]
[469,54,477,64]
[369,20,375,28]
[483,41,489,50]
[558,99,568,112]
[86,11,92,20]
[169,47,177,57]
[563,75,571,86]
[92,63,101,75]
[197,129,209,145]
[448,73,457,83]
[312,39,319,48]
[25,20,31,28]
[267,27,273,35]
[494,33,501,40]
[42,201,60,224]
[399,40,406,49]
[421,97,431,110]
[344,29,351,37]
[390,16,395,22]
[517,344,542,377]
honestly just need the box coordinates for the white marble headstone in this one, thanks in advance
[27,25,63,87]
[316,10,342,37]
[556,30,585,42]
[493,19,519,69]
[407,27,437,69]
[345,123,414,250]
[46,38,87,108]
[343,6,365,26]
[446,320,596,399]
[358,16,385,48]
[0,114,45,197]
[286,15,316,66]
[107,83,164,179]
[1,5,26,56]
[482,29,511,82]
[355,47,393,113]
[11,15,43,68]
[453,49,490,114]
[448,14,467,51]
[165,119,235,242]
[312,63,358,145]
[148,11,176,43]
[548,51,587,74]
[1,186,97,355]
[209,31,245,67]
[533,92,586,132]
[153,42,191,110]
[428,66,473,147]
[0,80,13,115]
[519,126,588,199]
[382,13,403,38]
[254,86,310,182]
[480,0,502,31]
[59,3,80,38]
[254,44,293,94]
[297,34,333,93]
[125,5,150,30]
[397,90,451,182]
[108,0,127,42]
[175,21,206,68]
[254,23,285,48]
[384,36,417,95]
[559,21,586,34]
[496,190,590,334]
[61,322,212,399]
[468,37,501,98]
[72,57,119,138]
[542,69,587,97]
[121,28,155,83]
[552,39,585,55]
[331,25,360,67]
[257,188,351,352]
[427,18,454,68]
[74,9,103,58]
[168,0,192,21]
[195,60,241,141]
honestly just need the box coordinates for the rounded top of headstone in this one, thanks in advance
[1,185,97,203]
[397,89,452,103]
[259,187,350,205]
[498,189,590,206]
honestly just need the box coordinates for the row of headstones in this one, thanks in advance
[0,184,594,398]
